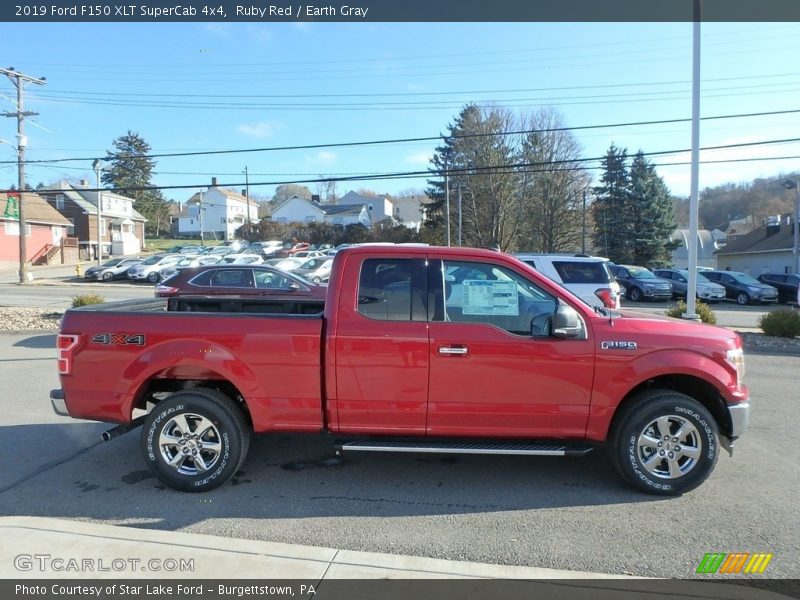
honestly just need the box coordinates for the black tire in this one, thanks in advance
[101,271,114,281]
[147,271,161,283]
[629,287,643,302]
[610,390,718,495]
[142,389,250,492]
[736,292,750,305]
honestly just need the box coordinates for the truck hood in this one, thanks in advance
[599,309,741,350]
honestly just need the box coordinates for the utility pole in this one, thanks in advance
[198,190,205,246]
[1,67,46,284]
[581,189,587,254]
[444,156,451,246]
[92,159,105,266]
[457,185,462,246]
[243,166,251,224]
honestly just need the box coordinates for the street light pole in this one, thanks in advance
[782,178,800,274]
[92,159,104,266]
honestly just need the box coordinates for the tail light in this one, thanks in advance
[155,285,178,297]
[57,334,79,375]
[595,287,617,308]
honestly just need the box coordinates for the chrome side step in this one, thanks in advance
[337,440,593,457]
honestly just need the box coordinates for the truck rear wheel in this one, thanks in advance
[142,389,250,492]
[610,390,718,495]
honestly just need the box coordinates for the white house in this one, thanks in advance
[337,191,393,224]
[271,196,371,227]
[390,195,429,231]
[178,178,259,241]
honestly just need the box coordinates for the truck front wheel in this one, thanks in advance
[611,391,718,495]
[142,389,250,492]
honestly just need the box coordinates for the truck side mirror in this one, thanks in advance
[551,304,585,339]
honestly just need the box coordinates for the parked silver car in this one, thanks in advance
[652,269,726,303]
[126,254,183,283]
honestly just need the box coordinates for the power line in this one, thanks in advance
[4,107,800,166]
[9,136,800,195]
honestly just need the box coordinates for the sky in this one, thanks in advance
[2,21,800,203]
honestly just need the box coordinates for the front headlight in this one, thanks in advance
[726,348,745,390]
[748,286,761,293]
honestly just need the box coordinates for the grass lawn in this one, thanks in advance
[144,239,224,252]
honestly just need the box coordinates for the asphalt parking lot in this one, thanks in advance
[1,330,797,579]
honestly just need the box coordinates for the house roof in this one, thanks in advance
[271,195,325,215]
[39,181,147,222]
[185,187,259,208]
[322,204,366,217]
[0,192,71,226]
[715,218,794,255]
[339,191,386,205]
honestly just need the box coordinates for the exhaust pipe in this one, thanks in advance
[101,416,145,442]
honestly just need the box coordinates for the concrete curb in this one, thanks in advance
[0,517,634,580]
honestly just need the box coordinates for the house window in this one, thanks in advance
[67,218,75,235]
[220,218,227,225]
[56,194,65,210]
[4,222,31,236]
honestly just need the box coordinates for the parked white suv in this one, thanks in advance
[513,253,621,309]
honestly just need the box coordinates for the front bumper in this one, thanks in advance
[50,389,69,417]
[728,400,750,438]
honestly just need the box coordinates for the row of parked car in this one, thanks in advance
[514,253,797,308]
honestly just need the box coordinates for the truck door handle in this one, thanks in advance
[438,345,468,356]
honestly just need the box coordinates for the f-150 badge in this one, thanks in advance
[601,341,637,350]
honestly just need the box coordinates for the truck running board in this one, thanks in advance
[336,440,594,457]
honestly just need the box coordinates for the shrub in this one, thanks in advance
[759,309,800,338]
[665,300,717,325]
[71,293,105,308]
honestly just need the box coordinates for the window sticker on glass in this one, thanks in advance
[462,280,519,315]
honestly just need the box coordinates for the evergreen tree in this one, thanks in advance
[627,151,678,267]
[592,144,631,262]
[103,131,170,236]
[425,104,522,249]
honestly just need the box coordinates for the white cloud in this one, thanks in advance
[236,121,282,138]
[405,151,433,166]
[316,151,337,166]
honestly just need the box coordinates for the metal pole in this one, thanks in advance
[444,157,451,246]
[581,189,587,254]
[457,185,462,246]
[794,184,800,274]
[199,190,204,246]
[684,2,702,321]
[93,161,103,266]
[244,165,251,224]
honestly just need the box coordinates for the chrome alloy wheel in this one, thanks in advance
[159,413,222,475]
[636,415,702,479]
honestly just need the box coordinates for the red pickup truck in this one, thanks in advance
[51,245,750,495]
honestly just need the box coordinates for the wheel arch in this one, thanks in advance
[608,374,732,442]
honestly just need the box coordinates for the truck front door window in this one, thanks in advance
[439,260,556,336]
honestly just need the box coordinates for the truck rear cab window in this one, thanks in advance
[434,260,557,336]
[357,258,427,321]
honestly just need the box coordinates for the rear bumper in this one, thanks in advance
[50,389,69,417]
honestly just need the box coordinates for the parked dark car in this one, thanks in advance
[608,264,672,302]
[757,273,799,304]
[703,270,779,305]
[83,257,143,281]
[154,265,327,299]
[652,268,726,303]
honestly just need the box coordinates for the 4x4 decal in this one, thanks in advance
[91,333,146,346]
